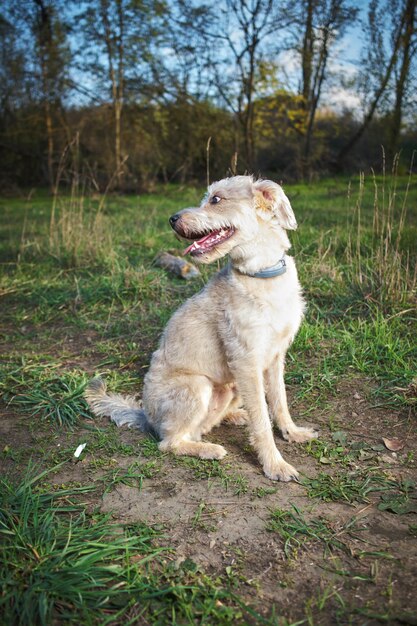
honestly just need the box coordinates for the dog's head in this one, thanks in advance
[169,175,297,263]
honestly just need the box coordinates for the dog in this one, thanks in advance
[85,175,317,481]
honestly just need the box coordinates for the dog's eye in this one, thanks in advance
[210,195,221,205]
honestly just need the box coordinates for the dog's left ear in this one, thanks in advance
[253,179,297,230]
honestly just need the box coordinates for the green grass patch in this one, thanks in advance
[0,358,144,429]
[1,361,90,428]
[267,505,358,558]
[100,461,159,494]
[0,465,163,625]
[175,457,249,495]
[0,464,274,625]
[304,431,385,466]
[302,470,405,505]
[378,480,417,515]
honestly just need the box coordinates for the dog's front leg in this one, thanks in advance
[265,355,318,442]
[232,365,299,481]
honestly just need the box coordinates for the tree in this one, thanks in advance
[77,0,164,187]
[0,13,27,114]
[31,0,71,190]
[387,0,416,161]
[337,0,417,167]
[294,0,358,177]
[148,0,214,103]
[203,0,293,172]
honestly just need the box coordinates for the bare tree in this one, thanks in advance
[337,0,416,167]
[149,0,214,103]
[387,0,416,160]
[29,0,70,190]
[206,0,293,172]
[77,0,163,187]
[295,0,357,177]
[79,0,126,186]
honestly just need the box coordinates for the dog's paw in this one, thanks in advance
[263,459,299,482]
[282,426,318,443]
[198,443,227,460]
[223,409,248,426]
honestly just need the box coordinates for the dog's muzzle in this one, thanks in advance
[169,213,181,228]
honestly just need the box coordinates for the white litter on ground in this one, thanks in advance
[74,443,87,458]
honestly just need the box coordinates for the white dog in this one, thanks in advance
[86,176,317,481]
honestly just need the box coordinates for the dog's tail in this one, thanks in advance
[85,377,152,432]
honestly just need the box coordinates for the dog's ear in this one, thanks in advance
[253,179,297,230]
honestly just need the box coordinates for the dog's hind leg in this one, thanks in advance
[159,437,227,459]
[222,409,248,426]
[221,389,248,426]
[146,374,228,460]
[265,355,318,442]
[199,384,234,434]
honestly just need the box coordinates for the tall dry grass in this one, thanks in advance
[346,152,416,307]
[47,136,125,267]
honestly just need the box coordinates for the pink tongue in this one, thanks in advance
[183,230,221,255]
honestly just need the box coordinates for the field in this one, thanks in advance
[1,171,417,625]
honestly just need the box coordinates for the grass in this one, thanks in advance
[301,470,401,505]
[0,465,161,625]
[346,156,417,306]
[100,461,159,493]
[304,431,385,466]
[175,457,249,495]
[1,165,416,624]
[8,371,90,428]
[378,479,417,514]
[0,465,273,626]
[267,505,359,558]
[0,360,141,429]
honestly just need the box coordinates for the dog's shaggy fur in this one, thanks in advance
[86,176,317,481]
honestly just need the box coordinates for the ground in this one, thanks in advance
[0,175,416,625]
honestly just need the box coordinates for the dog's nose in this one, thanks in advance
[169,213,181,228]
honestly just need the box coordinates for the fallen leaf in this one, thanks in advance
[382,437,405,452]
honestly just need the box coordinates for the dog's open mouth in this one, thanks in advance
[183,227,235,256]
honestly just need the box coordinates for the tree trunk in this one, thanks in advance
[387,0,416,162]
[303,22,330,179]
[336,3,408,168]
[34,0,55,192]
[301,0,314,106]
[44,99,54,192]
[102,0,124,188]
[301,0,314,177]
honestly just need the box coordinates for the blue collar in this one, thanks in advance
[231,256,287,279]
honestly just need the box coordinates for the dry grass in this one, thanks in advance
[48,196,114,268]
[346,152,416,305]
[46,138,120,268]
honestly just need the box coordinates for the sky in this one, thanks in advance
[7,0,409,118]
